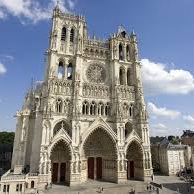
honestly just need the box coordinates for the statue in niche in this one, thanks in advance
[78,33,82,52]
[118,102,123,117]
[75,103,80,115]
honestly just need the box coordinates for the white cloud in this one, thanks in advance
[141,58,194,96]
[0,9,6,19]
[183,115,194,126]
[0,62,7,75]
[150,123,183,136]
[67,0,75,9]
[0,0,76,24]
[0,54,14,61]
[148,102,181,119]
[150,123,168,136]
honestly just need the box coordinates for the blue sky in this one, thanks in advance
[0,0,194,136]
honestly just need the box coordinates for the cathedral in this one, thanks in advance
[0,5,152,193]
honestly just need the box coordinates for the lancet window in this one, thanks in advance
[82,101,111,116]
[70,28,74,43]
[82,101,89,115]
[61,27,66,41]
[126,45,130,61]
[127,68,130,86]
[58,61,64,79]
[67,62,73,80]
[119,43,124,60]
[119,67,126,85]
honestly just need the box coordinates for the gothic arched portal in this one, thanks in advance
[50,140,71,185]
[126,141,144,180]
[81,127,117,183]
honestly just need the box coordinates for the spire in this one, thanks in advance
[30,77,34,94]
[131,29,136,36]
[56,0,60,9]
[118,25,126,34]
[53,0,60,14]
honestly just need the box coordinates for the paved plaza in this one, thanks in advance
[27,175,194,194]
[41,180,148,194]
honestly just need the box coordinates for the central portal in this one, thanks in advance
[83,127,117,183]
[87,157,102,180]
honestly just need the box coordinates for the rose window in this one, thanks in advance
[86,64,106,83]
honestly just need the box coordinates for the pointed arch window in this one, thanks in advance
[129,104,133,117]
[90,101,96,115]
[67,63,73,80]
[127,68,130,86]
[119,67,125,85]
[125,122,133,138]
[105,103,110,116]
[126,45,130,61]
[61,27,66,41]
[70,28,74,43]
[58,61,64,79]
[31,181,34,189]
[98,102,104,115]
[82,101,89,115]
[119,43,123,60]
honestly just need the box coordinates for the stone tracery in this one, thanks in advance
[86,64,106,83]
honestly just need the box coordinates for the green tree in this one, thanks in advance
[0,131,15,144]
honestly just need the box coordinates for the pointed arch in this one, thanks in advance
[66,62,73,80]
[126,44,130,61]
[82,101,89,115]
[53,120,71,137]
[127,68,131,86]
[125,138,144,180]
[42,120,51,145]
[125,132,143,154]
[125,121,133,138]
[119,43,124,60]
[49,136,73,159]
[58,61,64,79]
[119,67,126,85]
[70,28,74,43]
[61,27,66,41]
[48,137,73,184]
[81,118,118,153]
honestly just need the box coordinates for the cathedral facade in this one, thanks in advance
[0,6,152,193]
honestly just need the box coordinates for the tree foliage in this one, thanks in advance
[151,135,181,145]
[0,132,15,144]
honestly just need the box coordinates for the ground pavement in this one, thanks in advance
[32,176,190,194]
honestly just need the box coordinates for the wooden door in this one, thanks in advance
[52,163,58,182]
[96,157,102,179]
[60,162,66,182]
[130,161,134,178]
[127,161,130,179]
[88,157,94,179]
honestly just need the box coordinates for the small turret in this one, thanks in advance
[131,29,136,37]
[53,1,61,17]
